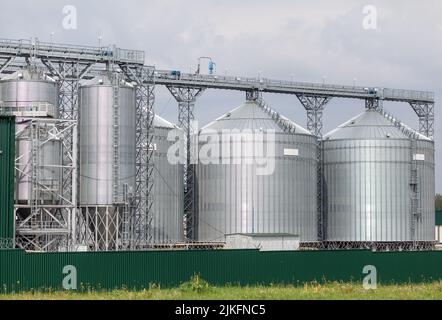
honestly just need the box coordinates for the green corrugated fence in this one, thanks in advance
[1,248,442,292]
[436,211,442,226]
[0,116,15,242]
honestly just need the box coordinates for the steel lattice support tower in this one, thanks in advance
[14,119,77,251]
[166,87,204,241]
[410,101,434,139]
[41,61,91,231]
[296,94,331,241]
[120,65,156,248]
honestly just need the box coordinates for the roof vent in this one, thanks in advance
[386,133,391,138]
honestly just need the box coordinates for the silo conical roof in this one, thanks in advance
[1,69,46,81]
[324,109,430,141]
[201,100,311,134]
[153,114,180,129]
[80,75,113,86]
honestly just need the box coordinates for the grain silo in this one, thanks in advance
[151,115,184,243]
[0,69,60,208]
[196,100,318,243]
[323,108,435,245]
[78,74,136,250]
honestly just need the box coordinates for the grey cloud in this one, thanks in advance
[0,0,440,192]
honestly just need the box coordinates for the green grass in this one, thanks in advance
[3,277,442,300]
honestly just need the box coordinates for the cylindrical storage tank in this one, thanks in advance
[323,109,435,242]
[0,69,58,117]
[0,69,61,205]
[79,75,136,206]
[79,75,136,250]
[151,115,184,243]
[196,100,318,242]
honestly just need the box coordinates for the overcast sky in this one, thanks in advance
[1,0,440,192]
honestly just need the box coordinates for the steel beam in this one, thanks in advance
[153,70,434,104]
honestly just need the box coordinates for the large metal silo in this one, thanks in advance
[196,100,318,242]
[78,74,136,250]
[0,69,61,205]
[151,115,184,243]
[323,108,435,245]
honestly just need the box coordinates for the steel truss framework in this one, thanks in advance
[77,206,123,251]
[0,38,149,251]
[410,101,435,138]
[118,65,156,248]
[14,118,77,251]
[166,87,205,241]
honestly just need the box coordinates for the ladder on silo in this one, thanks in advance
[256,95,298,134]
[112,85,120,204]
[410,138,421,243]
[30,121,40,229]
[121,183,133,248]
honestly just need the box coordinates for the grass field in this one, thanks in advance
[2,276,442,300]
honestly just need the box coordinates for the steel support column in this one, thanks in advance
[296,94,331,241]
[166,87,204,241]
[120,65,155,249]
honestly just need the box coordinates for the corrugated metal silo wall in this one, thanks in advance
[196,132,318,242]
[2,249,442,292]
[0,116,15,240]
[416,140,436,240]
[79,84,136,205]
[323,138,435,242]
[152,126,184,243]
